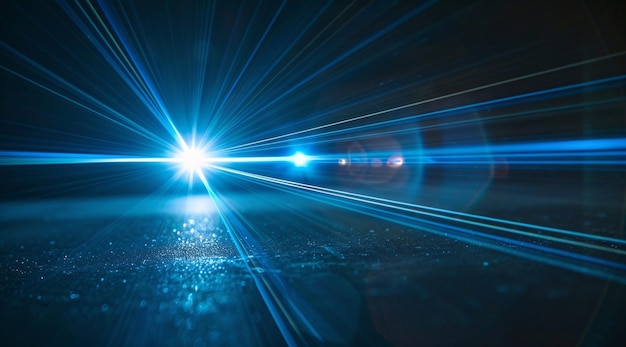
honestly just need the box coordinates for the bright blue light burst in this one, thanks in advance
[291,152,309,167]
[176,146,208,173]
[1,1,626,345]
[171,142,213,183]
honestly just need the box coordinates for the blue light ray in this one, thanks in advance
[61,0,187,147]
[211,1,286,132]
[228,2,341,126]
[0,150,321,167]
[208,164,626,284]
[221,51,626,153]
[418,138,626,166]
[210,165,626,248]
[0,151,170,166]
[0,47,169,149]
[221,73,626,156]
[429,138,626,155]
[423,159,626,166]
[193,168,306,346]
[188,1,216,143]
[236,0,438,125]
[204,1,265,141]
[227,95,626,155]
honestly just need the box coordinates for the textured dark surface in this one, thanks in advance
[1,195,625,346]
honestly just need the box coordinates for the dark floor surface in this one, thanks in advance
[1,194,624,346]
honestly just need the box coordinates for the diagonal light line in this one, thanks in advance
[208,164,626,285]
[224,2,335,131]
[190,1,216,143]
[0,63,169,148]
[235,0,440,130]
[223,73,626,154]
[77,0,186,146]
[205,1,264,140]
[247,174,626,284]
[221,51,626,153]
[212,1,287,132]
[210,165,626,252]
[230,2,353,124]
[194,170,303,347]
[232,95,626,155]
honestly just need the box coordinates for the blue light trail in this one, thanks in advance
[208,164,626,283]
[221,51,626,153]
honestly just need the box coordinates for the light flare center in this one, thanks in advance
[176,146,209,173]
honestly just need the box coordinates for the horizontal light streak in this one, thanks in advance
[0,151,320,166]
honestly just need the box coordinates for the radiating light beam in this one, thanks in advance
[0,151,171,166]
[225,96,626,155]
[208,164,626,283]
[174,147,208,173]
[61,1,187,148]
[194,165,307,346]
[220,51,626,153]
[0,150,323,167]
[0,55,170,149]
[210,165,626,248]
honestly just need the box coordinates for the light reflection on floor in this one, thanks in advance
[1,194,625,346]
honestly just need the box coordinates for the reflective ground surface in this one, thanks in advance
[1,192,625,346]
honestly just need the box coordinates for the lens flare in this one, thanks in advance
[292,152,309,167]
[173,145,211,181]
